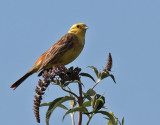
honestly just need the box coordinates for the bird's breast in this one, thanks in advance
[58,39,84,65]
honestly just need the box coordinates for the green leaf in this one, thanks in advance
[96,94,105,104]
[109,74,116,83]
[83,101,91,107]
[109,111,114,116]
[93,98,105,111]
[122,117,124,125]
[96,111,116,125]
[98,71,102,79]
[88,66,99,78]
[104,117,110,120]
[63,106,89,121]
[101,72,109,80]
[58,104,69,111]
[41,102,69,111]
[115,119,118,125]
[86,89,96,96]
[63,81,72,87]
[91,94,96,108]
[63,80,81,87]
[46,96,74,125]
[40,102,52,107]
[108,120,112,125]
[80,72,96,82]
[91,94,105,112]
[102,106,109,109]
[83,91,92,101]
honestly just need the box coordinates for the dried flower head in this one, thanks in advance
[33,70,50,123]
[33,65,81,123]
[104,52,112,73]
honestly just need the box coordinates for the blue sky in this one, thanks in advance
[1,0,160,125]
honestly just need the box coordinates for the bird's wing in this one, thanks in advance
[37,33,78,72]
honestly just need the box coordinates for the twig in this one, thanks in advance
[78,82,83,125]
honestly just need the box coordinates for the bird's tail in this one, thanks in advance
[10,71,33,90]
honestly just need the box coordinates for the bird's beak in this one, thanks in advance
[82,25,88,30]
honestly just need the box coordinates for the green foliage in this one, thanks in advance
[86,89,96,96]
[87,66,99,78]
[106,112,124,125]
[44,96,74,125]
[82,101,91,107]
[79,72,96,82]
[63,106,89,121]
[35,53,124,125]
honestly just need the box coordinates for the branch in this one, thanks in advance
[78,82,83,125]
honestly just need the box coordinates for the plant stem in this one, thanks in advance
[70,113,75,125]
[78,82,83,125]
[86,114,94,125]
[91,79,101,89]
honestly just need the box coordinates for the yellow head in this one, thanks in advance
[68,23,88,37]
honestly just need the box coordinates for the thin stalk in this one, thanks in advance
[86,114,94,125]
[91,79,101,89]
[78,82,83,125]
[70,113,75,125]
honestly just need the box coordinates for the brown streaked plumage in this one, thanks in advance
[10,23,88,90]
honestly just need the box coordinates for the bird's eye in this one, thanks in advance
[77,25,80,28]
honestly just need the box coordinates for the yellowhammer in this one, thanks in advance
[10,23,88,90]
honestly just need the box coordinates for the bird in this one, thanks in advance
[10,23,88,90]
